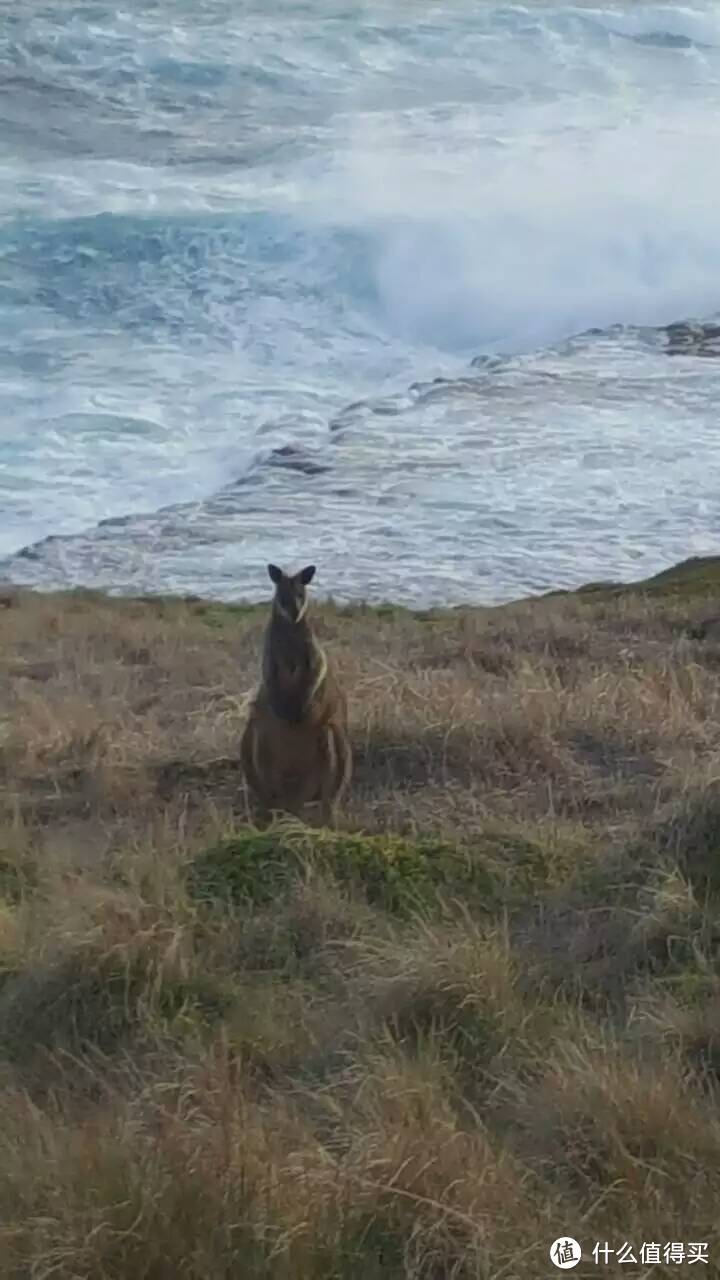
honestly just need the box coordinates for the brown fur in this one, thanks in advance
[240,565,352,826]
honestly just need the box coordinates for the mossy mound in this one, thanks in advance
[476,828,586,892]
[188,825,501,916]
[187,823,586,918]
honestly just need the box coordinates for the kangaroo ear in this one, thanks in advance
[298,564,316,585]
[267,564,283,585]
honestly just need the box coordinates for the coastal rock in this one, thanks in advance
[268,444,329,476]
[665,321,720,358]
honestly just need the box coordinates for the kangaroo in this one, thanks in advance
[240,563,352,827]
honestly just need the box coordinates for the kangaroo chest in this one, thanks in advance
[262,619,326,722]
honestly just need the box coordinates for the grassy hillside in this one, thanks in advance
[2,556,720,1277]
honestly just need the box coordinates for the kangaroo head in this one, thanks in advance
[268,563,316,623]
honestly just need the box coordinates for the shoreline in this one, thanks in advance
[3,551,720,617]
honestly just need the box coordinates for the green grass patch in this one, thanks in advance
[189,601,265,628]
[188,825,501,917]
[638,554,720,599]
[476,827,586,892]
[544,554,720,606]
[187,823,588,919]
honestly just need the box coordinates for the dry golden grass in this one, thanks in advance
[2,556,720,1276]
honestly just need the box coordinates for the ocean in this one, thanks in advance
[1,0,720,607]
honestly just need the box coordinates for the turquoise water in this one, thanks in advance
[2,1,720,605]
